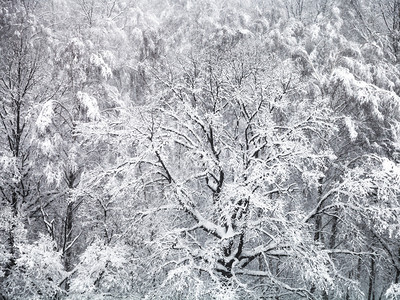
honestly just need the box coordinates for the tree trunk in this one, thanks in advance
[368,255,376,300]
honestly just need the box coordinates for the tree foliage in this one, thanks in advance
[1,0,400,299]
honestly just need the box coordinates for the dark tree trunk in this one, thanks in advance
[368,255,376,300]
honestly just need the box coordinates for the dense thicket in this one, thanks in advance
[2,0,400,299]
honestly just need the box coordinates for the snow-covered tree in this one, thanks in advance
[3,1,400,299]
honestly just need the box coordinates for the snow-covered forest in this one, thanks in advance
[2,0,400,299]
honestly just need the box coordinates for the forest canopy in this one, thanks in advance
[2,0,400,299]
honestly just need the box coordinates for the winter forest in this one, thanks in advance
[4,0,400,299]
